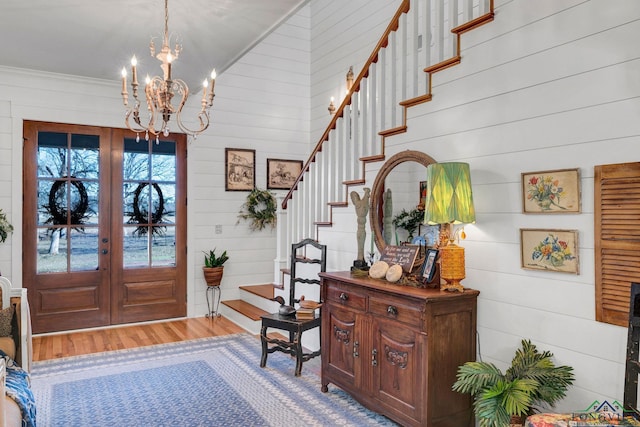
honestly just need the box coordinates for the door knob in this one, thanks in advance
[102,249,108,254]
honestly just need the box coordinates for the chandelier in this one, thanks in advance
[120,0,216,142]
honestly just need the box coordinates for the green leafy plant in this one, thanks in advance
[0,209,14,243]
[452,339,574,427]
[203,248,229,268]
[392,208,424,240]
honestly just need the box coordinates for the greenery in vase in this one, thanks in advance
[452,339,574,427]
[392,208,423,240]
[0,209,14,243]
[203,248,229,268]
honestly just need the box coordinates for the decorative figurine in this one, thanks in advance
[350,188,370,271]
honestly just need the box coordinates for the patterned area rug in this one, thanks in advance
[31,333,398,426]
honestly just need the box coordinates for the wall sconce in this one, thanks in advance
[423,162,476,292]
[328,97,336,115]
[328,66,355,116]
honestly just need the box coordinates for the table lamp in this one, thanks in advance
[423,162,476,292]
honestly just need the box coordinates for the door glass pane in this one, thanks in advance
[70,228,99,272]
[37,227,68,273]
[123,139,150,181]
[152,140,176,181]
[70,134,100,179]
[157,183,175,224]
[123,226,149,268]
[152,226,175,267]
[38,132,69,178]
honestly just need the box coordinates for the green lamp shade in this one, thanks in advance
[424,162,476,225]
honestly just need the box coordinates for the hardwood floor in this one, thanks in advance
[32,316,244,362]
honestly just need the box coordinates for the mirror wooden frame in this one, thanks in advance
[369,150,437,252]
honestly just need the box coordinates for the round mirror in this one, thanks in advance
[369,150,437,252]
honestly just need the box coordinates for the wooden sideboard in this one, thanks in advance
[319,271,479,427]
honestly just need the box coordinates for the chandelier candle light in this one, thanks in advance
[423,162,476,292]
[121,0,216,143]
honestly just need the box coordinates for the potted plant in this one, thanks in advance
[452,339,574,427]
[0,209,14,243]
[392,208,424,242]
[203,248,229,287]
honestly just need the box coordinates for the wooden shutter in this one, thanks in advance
[595,162,640,327]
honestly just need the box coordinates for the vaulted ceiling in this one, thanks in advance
[1,0,307,88]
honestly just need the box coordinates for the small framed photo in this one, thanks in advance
[225,148,255,191]
[267,158,303,190]
[421,248,439,283]
[520,228,579,274]
[522,168,581,213]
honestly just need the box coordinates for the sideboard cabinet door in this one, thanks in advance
[372,316,426,424]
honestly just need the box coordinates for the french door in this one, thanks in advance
[23,121,187,334]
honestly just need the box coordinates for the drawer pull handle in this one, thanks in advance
[372,349,378,367]
[387,305,398,316]
[353,341,359,358]
[339,292,349,302]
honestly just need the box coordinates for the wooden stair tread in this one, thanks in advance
[361,154,386,162]
[379,126,406,137]
[221,300,269,321]
[328,201,348,207]
[315,221,332,226]
[239,284,276,300]
[400,94,432,107]
[425,56,461,73]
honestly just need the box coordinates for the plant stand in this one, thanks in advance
[206,284,221,318]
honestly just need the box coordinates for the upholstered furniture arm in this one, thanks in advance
[11,289,32,373]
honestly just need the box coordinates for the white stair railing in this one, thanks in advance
[276,0,494,282]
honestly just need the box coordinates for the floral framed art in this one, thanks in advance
[520,228,579,274]
[225,148,255,191]
[522,168,581,213]
[267,158,303,190]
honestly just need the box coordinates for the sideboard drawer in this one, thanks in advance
[369,294,422,328]
[326,283,367,311]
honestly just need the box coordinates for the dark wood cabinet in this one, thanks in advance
[320,271,479,427]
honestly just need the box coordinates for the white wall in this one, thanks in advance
[0,4,311,317]
[315,0,640,413]
[1,0,638,412]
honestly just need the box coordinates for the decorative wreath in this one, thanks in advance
[237,188,277,231]
[126,183,169,236]
[45,178,90,228]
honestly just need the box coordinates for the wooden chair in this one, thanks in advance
[260,238,326,376]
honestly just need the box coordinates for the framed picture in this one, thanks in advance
[419,180,427,210]
[520,228,579,274]
[225,148,255,191]
[522,168,581,213]
[421,248,439,283]
[267,158,303,190]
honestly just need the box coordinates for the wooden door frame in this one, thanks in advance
[23,122,187,333]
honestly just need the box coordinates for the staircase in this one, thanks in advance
[221,0,495,331]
